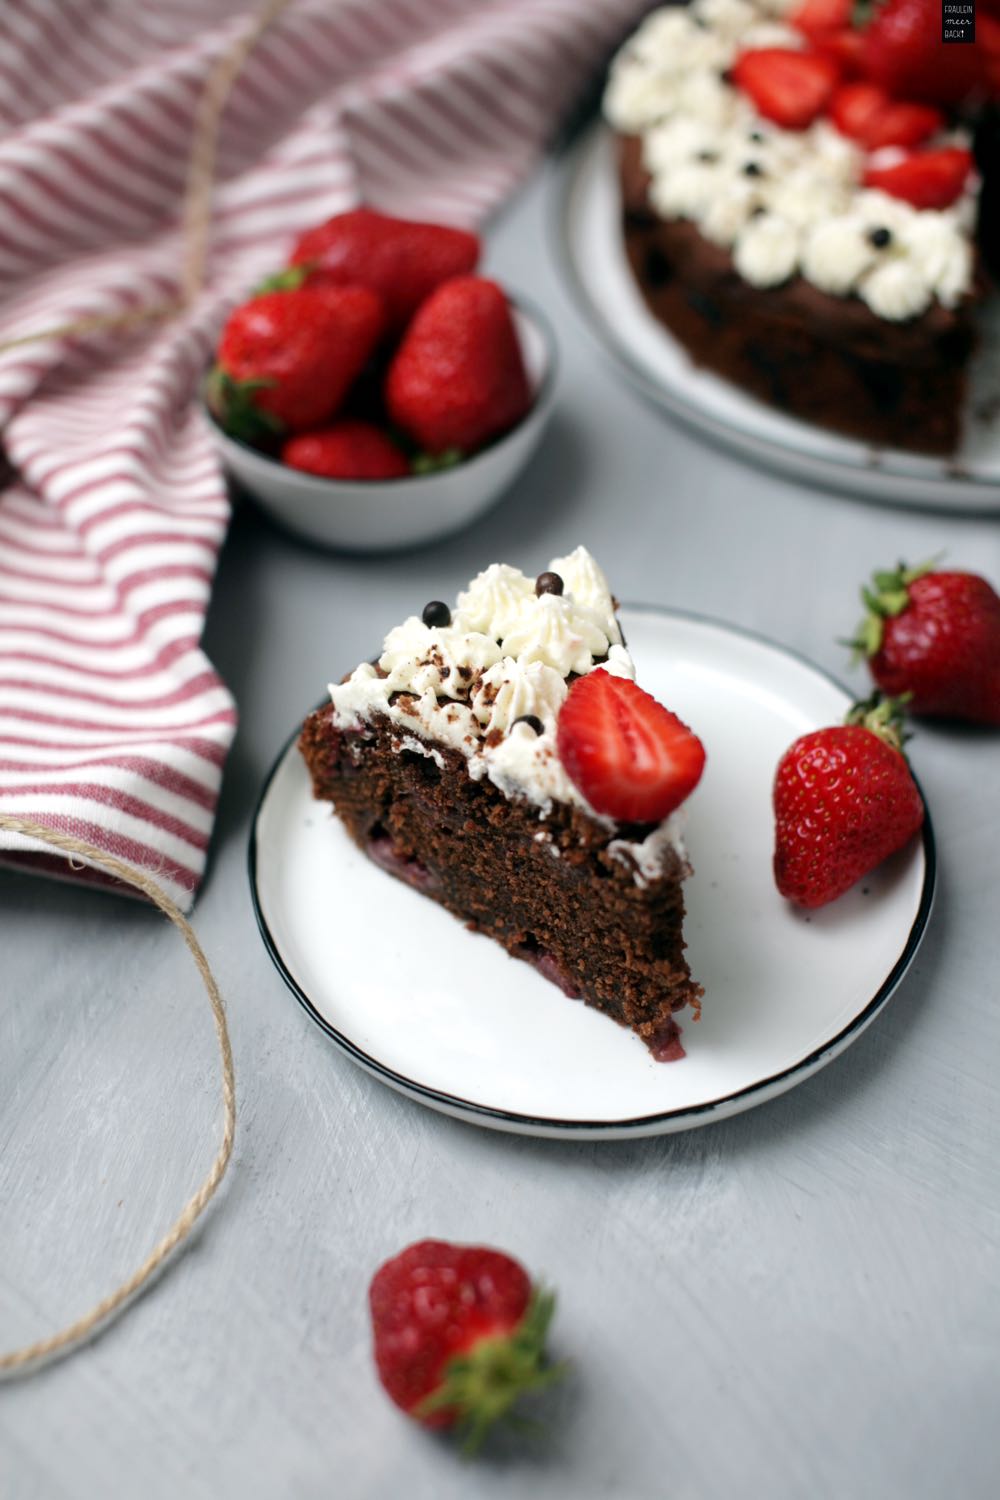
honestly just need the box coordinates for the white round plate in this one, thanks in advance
[250,607,934,1140]
[555,125,1000,513]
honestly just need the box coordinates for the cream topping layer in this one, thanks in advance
[328,545,687,886]
[603,0,977,320]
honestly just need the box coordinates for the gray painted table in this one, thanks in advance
[3,159,999,1500]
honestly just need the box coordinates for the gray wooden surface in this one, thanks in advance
[3,159,999,1500]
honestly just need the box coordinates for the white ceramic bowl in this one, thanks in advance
[203,297,557,553]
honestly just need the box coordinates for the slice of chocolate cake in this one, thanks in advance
[299,547,705,1059]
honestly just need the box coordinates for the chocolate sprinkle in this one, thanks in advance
[868,226,892,249]
[743,161,764,178]
[421,600,451,628]
[535,571,563,597]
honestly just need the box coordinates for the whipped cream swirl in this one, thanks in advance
[604,0,977,319]
[326,545,687,880]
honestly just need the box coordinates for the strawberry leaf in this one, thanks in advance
[411,447,464,476]
[251,264,310,295]
[845,690,914,750]
[851,558,942,662]
[414,1287,564,1457]
[205,366,284,444]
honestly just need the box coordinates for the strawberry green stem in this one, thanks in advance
[204,366,283,444]
[415,1288,565,1456]
[844,691,913,752]
[411,447,463,476]
[251,264,310,295]
[846,555,945,660]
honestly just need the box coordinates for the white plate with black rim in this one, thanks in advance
[554,124,1000,513]
[250,605,935,1140]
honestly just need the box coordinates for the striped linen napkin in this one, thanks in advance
[0,0,644,910]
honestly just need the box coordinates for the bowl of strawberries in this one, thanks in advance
[203,209,557,553]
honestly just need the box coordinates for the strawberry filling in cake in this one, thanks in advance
[298,547,706,1059]
[604,0,996,453]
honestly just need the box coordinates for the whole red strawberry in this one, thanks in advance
[369,1239,561,1452]
[557,668,706,823]
[863,0,985,104]
[385,277,532,456]
[209,285,384,438]
[851,561,1000,723]
[282,420,409,480]
[290,208,480,332]
[773,696,924,909]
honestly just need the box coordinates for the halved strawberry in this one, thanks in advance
[829,82,943,148]
[863,146,973,209]
[556,669,706,823]
[731,48,841,130]
[829,81,886,140]
[790,0,852,37]
[863,99,943,149]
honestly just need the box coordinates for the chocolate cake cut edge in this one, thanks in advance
[298,701,702,1062]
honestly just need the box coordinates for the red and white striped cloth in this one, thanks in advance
[0,0,645,910]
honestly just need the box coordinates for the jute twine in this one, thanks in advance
[0,0,302,1373]
[0,816,236,1373]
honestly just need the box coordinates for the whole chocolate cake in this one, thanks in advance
[603,0,990,455]
[299,547,705,1059]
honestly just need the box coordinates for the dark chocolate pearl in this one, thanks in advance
[421,600,451,628]
[743,161,764,178]
[512,715,544,736]
[535,571,563,597]
[868,226,892,249]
